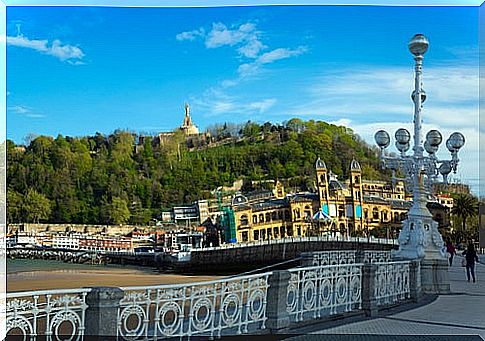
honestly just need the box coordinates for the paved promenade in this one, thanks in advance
[288,255,485,341]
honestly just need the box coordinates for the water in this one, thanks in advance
[7,258,146,274]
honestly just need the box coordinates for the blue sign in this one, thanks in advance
[356,205,362,218]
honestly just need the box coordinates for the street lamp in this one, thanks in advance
[374,34,465,260]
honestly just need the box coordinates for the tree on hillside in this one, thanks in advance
[7,190,23,223]
[101,196,131,225]
[23,189,51,223]
[451,194,478,242]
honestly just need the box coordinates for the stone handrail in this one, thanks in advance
[6,258,420,339]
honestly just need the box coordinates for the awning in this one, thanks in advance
[313,210,334,222]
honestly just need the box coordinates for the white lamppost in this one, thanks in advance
[374,34,465,260]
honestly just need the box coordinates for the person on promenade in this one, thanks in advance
[446,239,456,266]
[462,243,479,283]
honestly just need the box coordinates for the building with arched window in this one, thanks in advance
[232,158,450,242]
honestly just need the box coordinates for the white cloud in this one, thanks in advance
[248,98,277,113]
[177,22,266,59]
[9,105,29,114]
[238,46,307,78]
[288,63,479,194]
[8,105,46,118]
[7,34,85,63]
[176,28,205,41]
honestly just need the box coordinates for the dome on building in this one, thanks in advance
[315,157,327,170]
[232,194,249,206]
[350,158,361,172]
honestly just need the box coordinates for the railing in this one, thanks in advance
[374,261,411,306]
[194,235,397,252]
[287,263,362,322]
[117,272,271,339]
[6,288,91,339]
[5,258,418,338]
[304,250,392,266]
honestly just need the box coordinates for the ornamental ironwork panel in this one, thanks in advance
[6,288,91,340]
[117,272,270,340]
[363,251,392,264]
[287,263,362,322]
[309,251,357,266]
[374,261,411,306]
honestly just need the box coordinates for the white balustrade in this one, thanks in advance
[286,264,363,322]
[117,272,271,339]
[6,288,91,340]
[309,251,357,266]
[374,261,411,306]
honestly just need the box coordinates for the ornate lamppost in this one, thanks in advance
[374,34,465,260]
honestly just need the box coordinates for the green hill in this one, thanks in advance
[6,118,388,225]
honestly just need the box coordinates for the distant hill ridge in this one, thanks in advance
[6,118,387,225]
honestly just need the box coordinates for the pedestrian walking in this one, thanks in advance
[462,243,479,283]
[446,239,456,266]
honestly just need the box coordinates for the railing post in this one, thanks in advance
[361,264,378,317]
[409,260,422,303]
[85,286,124,337]
[266,270,291,333]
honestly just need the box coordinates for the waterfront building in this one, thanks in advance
[231,158,450,242]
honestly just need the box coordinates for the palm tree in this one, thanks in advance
[451,194,478,242]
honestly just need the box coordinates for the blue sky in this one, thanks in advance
[5,5,480,193]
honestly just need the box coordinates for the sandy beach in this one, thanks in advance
[7,260,222,292]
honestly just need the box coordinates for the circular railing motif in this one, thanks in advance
[248,289,265,320]
[6,315,32,340]
[50,310,82,341]
[191,297,213,331]
[350,275,361,302]
[119,304,147,339]
[157,301,182,336]
[336,277,347,303]
[221,293,241,326]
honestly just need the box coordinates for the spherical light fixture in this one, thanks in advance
[424,140,438,154]
[395,141,410,153]
[446,139,455,152]
[411,90,427,103]
[438,162,452,175]
[426,130,442,147]
[448,132,465,150]
[395,128,411,144]
[375,130,390,148]
[408,34,429,56]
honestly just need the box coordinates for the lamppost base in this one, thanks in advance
[420,258,451,294]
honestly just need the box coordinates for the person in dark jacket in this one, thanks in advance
[446,240,456,266]
[462,243,479,282]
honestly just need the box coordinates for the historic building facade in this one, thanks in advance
[232,158,449,243]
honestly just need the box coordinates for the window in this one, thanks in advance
[272,211,277,220]
[286,226,293,236]
[253,215,257,224]
[274,226,279,236]
[320,174,325,183]
[259,214,264,223]
[266,213,271,222]
[394,212,399,222]
[373,208,379,220]
[285,210,290,221]
[280,226,286,237]
[400,213,407,221]
[241,231,248,242]
[278,211,283,220]
[254,230,259,240]
[267,228,272,238]
[241,215,249,226]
